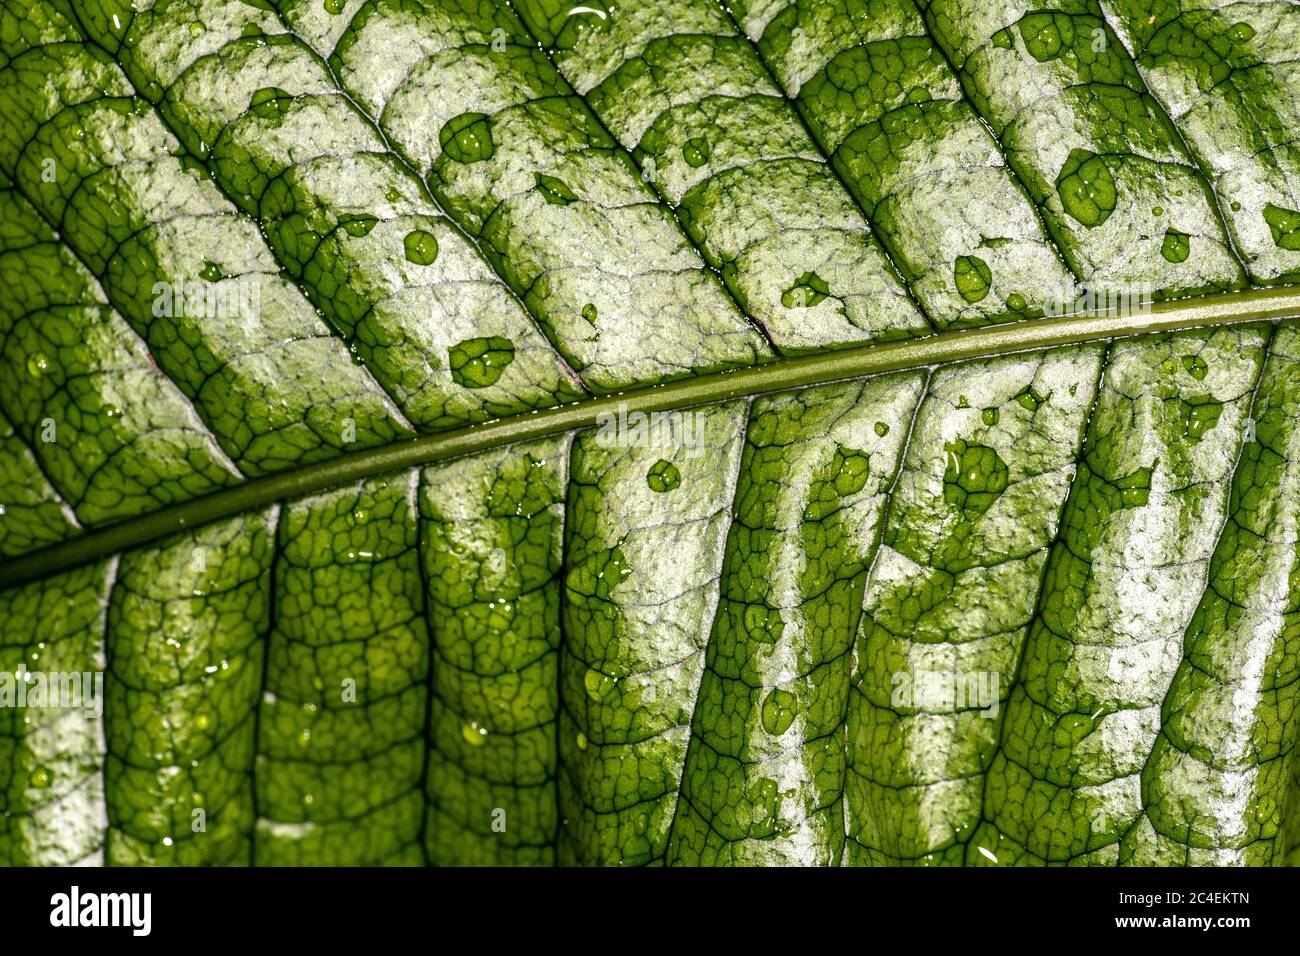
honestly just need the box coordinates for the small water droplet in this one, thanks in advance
[954,254,991,303]
[584,668,613,701]
[682,137,710,168]
[340,214,378,238]
[782,271,830,309]
[1181,354,1208,380]
[1228,21,1255,42]
[26,353,49,377]
[462,720,489,745]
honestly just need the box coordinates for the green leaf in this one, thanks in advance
[1,0,1300,869]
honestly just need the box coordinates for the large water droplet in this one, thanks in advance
[339,214,378,238]
[943,439,1009,514]
[646,459,680,493]
[440,112,495,164]
[1056,149,1116,228]
[1161,228,1190,263]
[248,86,293,122]
[682,137,710,168]
[1263,203,1300,250]
[448,336,515,388]
[403,229,439,266]
[760,688,797,736]
[954,254,992,303]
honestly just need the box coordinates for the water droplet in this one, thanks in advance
[439,112,495,164]
[1006,292,1027,312]
[646,459,680,493]
[340,214,378,238]
[575,732,589,751]
[954,254,992,303]
[195,713,212,731]
[1014,384,1047,412]
[533,171,578,205]
[1263,203,1300,250]
[1180,354,1208,380]
[1228,21,1255,42]
[1056,149,1116,228]
[874,421,890,437]
[248,86,293,122]
[403,229,439,265]
[782,271,830,309]
[943,439,1009,514]
[188,20,204,37]
[1152,206,1163,216]
[449,336,515,388]
[982,407,1000,426]
[1161,228,1190,263]
[462,720,489,745]
[1054,712,1097,746]
[1114,464,1154,508]
[29,767,52,789]
[384,187,401,203]
[324,0,347,14]
[1178,396,1222,442]
[804,445,871,521]
[760,688,797,736]
[199,259,223,282]
[682,137,710,167]
[26,353,49,377]
[581,302,598,324]
[584,668,613,701]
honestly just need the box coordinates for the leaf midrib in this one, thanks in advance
[3,285,1299,590]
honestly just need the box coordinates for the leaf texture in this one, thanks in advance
[1,0,1300,867]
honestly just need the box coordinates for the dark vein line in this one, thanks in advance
[502,0,785,354]
[266,4,591,396]
[97,553,120,867]
[715,0,938,328]
[54,8,422,431]
[660,395,756,863]
[962,339,1111,865]
[839,365,932,865]
[1126,321,1276,861]
[248,503,283,865]
[411,468,436,866]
